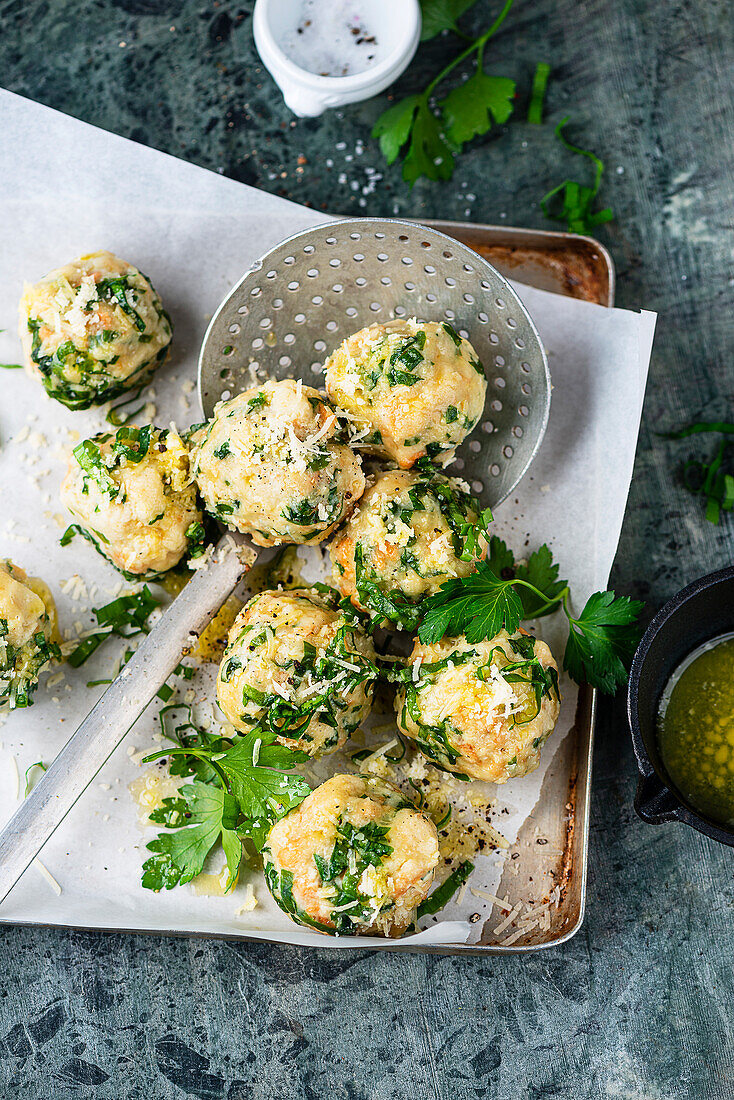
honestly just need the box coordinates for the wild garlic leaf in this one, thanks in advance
[442,71,515,146]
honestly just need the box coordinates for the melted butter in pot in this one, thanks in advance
[658,633,734,827]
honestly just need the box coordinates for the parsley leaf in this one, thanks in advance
[420,0,478,40]
[372,0,515,186]
[416,542,644,694]
[564,592,645,694]
[442,71,515,146]
[485,534,516,576]
[141,724,311,890]
[216,730,311,824]
[373,95,424,165]
[515,544,568,618]
[403,98,456,185]
[142,782,241,892]
[541,117,614,235]
[419,561,524,644]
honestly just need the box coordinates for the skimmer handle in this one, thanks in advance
[0,535,251,906]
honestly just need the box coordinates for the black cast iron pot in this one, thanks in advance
[627,565,734,846]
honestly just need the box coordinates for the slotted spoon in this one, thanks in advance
[0,218,550,903]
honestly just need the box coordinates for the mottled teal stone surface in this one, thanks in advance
[1,1,733,1096]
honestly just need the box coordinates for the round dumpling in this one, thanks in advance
[329,468,487,630]
[60,425,203,579]
[0,560,59,710]
[217,588,377,757]
[190,379,365,547]
[395,630,561,783]
[325,319,486,469]
[19,251,172,409]
[263,773,439,937]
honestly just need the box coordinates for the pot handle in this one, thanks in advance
[634,774,681,824]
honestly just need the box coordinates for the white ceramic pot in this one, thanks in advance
[253,0,422,118]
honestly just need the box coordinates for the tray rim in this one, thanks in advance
[0,220,614,955]
[421,217,616,309]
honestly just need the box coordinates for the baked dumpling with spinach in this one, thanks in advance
[19,251,172,410]
[395,629,561,783]
[216,588,377,757]
[325,319,486,469]
[329,468,488,630]
[0,560,60,710]
[263,773,439,937]
[190,379,365,547]
[60,425,203,579]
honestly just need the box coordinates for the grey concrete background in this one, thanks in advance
[0,0,732,1096]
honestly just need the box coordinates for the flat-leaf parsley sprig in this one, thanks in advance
[418,536,643,694]
[140,727,311,892]
[373,0,516,186]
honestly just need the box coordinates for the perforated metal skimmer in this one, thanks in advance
[199,218,550,507]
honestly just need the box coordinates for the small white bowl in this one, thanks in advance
[253,0,422,118]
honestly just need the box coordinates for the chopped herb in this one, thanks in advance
[213,440,231,459]
[417,860,474,917]
[97,275,147,332]
[660,420,734,524]
[106,386,146,427]
[66,586,160,668]
[72,439,120,499]
[527,62,551,124]
[0,362,22,370]
[540,117,614,235]
[24,761,47,798]
[111,424,152,464]
[185,520,208,558]
[60,523,84,547]
[441,323,462,348]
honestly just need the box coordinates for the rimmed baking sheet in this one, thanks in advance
[0,91,655,953]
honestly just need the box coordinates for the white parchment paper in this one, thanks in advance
[0,91,656,948]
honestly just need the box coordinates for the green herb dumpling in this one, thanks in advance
[263,773,439,937]
[325,319,486,469]
[329,468,487,630]
[60,425,203,579]
[19,251,172,410]
[0,561,60,710]
[190,379,365,546]
[395,630,561,783]
[216,588,377,757]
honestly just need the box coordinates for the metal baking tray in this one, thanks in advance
[5,222,612,955]
[417,221,612,954]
